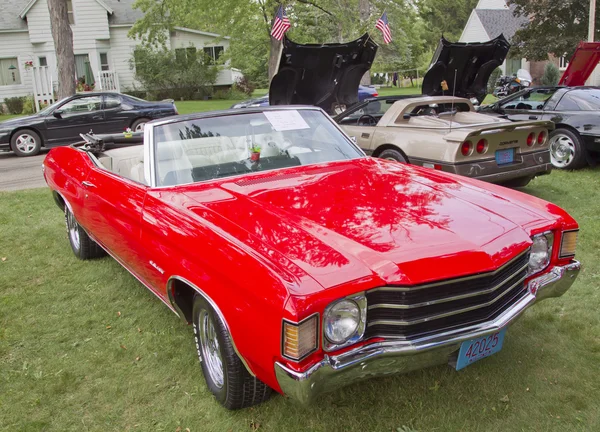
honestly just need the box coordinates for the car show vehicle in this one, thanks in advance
[334,95,553,187]
[0,92,177,157]
[478,86,600,169]
[44,106,580,409]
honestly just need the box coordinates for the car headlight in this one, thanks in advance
[323,294,367,351]
[528,232,553,276]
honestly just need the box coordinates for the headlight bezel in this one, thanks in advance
[527,231,554,276]
[323,293,367,352]
[559,229,578,259]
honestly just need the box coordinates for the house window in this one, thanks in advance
[559,56,569,70]
[74,54,89,81]
[67,0,74,25]
[0,58,22,86]
[100,53,109,71]
[203,46,224,64]
[39,56,47,67]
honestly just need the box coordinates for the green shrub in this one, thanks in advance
[4,96,25,114]
[131,45,219,100]
[233,76,255,96]
[213,88,247,100]
[22,96,35,115]
[541,62,560,86]
[487,67,502,94]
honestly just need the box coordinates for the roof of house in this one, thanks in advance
[475,4,529,41]
[0,0,28,31]
[103,0,144,25]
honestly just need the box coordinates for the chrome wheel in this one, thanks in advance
[15,134,37,154]
[198,309,224,389]
[134,122,146,132]
[549,133,575,168]
[66,209,80,250]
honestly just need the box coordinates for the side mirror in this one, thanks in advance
[402,113,411,120]
[53,109,63,119]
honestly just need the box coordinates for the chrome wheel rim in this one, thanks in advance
[66,210,80,250]
[549,133,575,168]
[15,134,37,154]
[134,122,146,132]
[198,310,224,388]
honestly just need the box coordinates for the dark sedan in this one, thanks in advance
[0,92,178,156]
[479,86,600,169]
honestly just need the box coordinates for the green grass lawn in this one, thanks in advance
[1,169,599,431]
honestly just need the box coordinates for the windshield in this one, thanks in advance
[153,109,363,186]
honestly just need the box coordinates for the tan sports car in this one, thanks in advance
[335,95,554,187]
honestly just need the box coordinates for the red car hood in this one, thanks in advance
[176,159,555,293]
[559,41,600,86]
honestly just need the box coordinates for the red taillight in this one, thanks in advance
[537,131,546,144]
[527,132,536,146]
[372,92,379,97]
[476,139,487,154]
[461,141,473,156]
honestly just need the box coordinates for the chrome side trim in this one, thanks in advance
[274,261,580,404]
[370,248,529,293]
[368,263,528,310]
[367,275,527,327]
[166,275,255,377]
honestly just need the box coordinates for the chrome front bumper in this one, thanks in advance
[275,261,580,404]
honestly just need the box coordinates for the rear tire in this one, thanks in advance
[549,129,587,169]
[11,129,42,157]
[497,176,532,188]
[377,148,408,163]
[192,295,272,409]
[65,207,106,259]
[131,118,150,132]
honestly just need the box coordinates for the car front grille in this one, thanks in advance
[365,250,530,340]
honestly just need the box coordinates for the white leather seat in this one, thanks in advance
[156,141,193,186]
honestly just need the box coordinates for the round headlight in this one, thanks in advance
[528,234,552,275]
[324,299,360,344]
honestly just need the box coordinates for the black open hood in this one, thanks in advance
[422,35,510,103]
[269,33,378,113]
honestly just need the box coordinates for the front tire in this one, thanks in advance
[11,129,42,157]
[192,295,272,409]
[377,148,408,163]
[549,129,587,169]
[65,207,106,259]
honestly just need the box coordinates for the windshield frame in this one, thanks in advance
[145,106,366,188]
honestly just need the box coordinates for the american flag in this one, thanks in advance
[375,12,392,44]
[271,5,291,41]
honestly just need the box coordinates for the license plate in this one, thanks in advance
[455,328,507,370]
[495,148,514,165]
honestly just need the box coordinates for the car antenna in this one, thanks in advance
[450,68,457,132]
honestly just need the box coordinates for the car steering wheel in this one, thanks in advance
[357,114,377,126]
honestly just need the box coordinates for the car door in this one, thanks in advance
[79,163,150,284]
[44,95,105,146]
[102,94,133,133]
[339,99,395,152]
[500,88,558,122]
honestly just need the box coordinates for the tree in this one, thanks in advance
[47,0,76,98]
[510,0,600,60]
[415,0,478,46]
[541,62,561,86]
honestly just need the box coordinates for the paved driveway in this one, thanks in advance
[0,150,49,191]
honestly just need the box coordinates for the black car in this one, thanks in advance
[0,92,178,157]
[479,86,600,169]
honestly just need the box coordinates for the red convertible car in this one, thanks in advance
[43,107,581,409]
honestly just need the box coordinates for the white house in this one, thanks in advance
[460,0,600,85]
[0,0,241,102]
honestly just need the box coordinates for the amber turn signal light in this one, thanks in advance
[559,230,578,258]
[282,315,318,360]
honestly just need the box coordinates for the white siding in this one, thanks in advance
[475,0,508,9]
[0,31,36,102]
[459,12,489,43]
[107,26,138,90]
[71,0,110,51]
[170,30,230,54]
[26,0,53,44]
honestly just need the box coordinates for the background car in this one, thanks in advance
[230,85,379,109]
[335,95,553,187]
[479,86,600,169]
[0,92,178,157]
